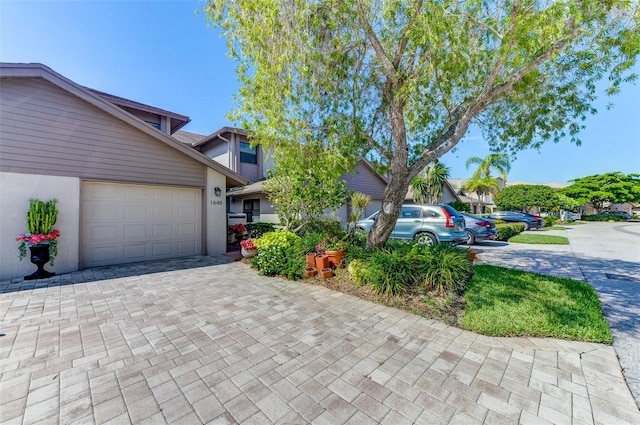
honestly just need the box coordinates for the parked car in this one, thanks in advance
[355,204,467,246]
[459,212,498,245]
[486,211,542,230]
[604,211,631,220]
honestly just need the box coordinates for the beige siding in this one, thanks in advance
[342,163,387,199]
[0,79,205,187]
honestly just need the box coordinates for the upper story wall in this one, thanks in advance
[0,78,205,187]
[342,162,387,200]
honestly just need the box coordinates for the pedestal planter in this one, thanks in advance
[315,255,329,270]
[241,248,258,258]
[325,249,346,269]
[320,268,333,279]
[305,267,317,278]
[24,244,55,280]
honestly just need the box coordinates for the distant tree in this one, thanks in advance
[561,172,640,213]
[495,184,559,212]
[465,153,511,182]
[207,1,640,249]
[263,142,349,233]
[410,160,451,204]
[462,175,501,214]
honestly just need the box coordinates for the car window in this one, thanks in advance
[423,209,441,218]
[401,206,422,218]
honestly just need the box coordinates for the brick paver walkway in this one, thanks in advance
[2,257,639,424]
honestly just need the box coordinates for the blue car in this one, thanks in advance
[356,204,467,246]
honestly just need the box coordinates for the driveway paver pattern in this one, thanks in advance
[2,256,639,424]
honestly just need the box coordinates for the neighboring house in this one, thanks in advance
[174,128,389,224]
[404,181,462,206]
[0,63,248,281]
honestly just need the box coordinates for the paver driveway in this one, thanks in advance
[1,257,639,424]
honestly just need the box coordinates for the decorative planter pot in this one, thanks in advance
[320,268,333,279]
[325,249,346,269]
[315,255,329,270]
[305,267,317,278]
[306,253,317,268]
[241,248,258,258]
[24,244,55,280]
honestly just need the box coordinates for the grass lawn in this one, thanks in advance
[463,265,612,343]
[541,226,566,230]
[509,234,569,244]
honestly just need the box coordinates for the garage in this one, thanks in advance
[81,181,202,268]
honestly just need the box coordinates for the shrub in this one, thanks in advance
[347,259,368,286]
[299,232,327,255]
[496,223,525,241]
[582,214,626,222]
[252,230,304,279]
[448,200,471,213]
[543,215,559,227]
[363,249,415,296]
[296,218,345,237]
[246,222,275,238]
[420,244,474,295]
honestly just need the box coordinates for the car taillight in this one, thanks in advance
[534,216,542,220]
[475,221,491,227]
[442,207,454,228]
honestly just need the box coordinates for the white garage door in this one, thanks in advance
[81,181,202,267]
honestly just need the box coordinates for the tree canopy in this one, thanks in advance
[206,0,639,248]
[561,172,640,212]
[495,184,562,212]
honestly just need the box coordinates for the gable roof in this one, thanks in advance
[0,63,249,187]
[192,126,249,148]
[173,130,207,146]
[86,88,190,134]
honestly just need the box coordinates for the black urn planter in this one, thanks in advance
[24,244,55,280]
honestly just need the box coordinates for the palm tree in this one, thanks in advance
[461,175,501,213]
[465,153,511,182]
[410,160,451,204]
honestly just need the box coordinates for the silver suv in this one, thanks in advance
[356,204,467,245]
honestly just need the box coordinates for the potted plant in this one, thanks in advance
[315,236,346,269]
[16,199,60,280]
[229,223,246,245]
[240,238,258,258]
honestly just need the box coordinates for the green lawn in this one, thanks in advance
[509,234,569,244]
[541,226,566,230]
[463,265,612,343]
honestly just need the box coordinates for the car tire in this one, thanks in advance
[522,222,530,231]
[465,230,476,245]
[355,227,367,235]
[414,232,436,246]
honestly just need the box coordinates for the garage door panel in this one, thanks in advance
[124,205,148,220]
[178,241,197,254]
[177,223,197,238]
[124,224,147,239]
[152,224,173,238]
[82,182,202,268]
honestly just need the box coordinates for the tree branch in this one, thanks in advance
[354,0,397,84]
[393,0,424,69]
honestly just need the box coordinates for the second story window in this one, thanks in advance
[240,142,257,164]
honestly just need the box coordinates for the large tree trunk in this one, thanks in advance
[366,174,410,249]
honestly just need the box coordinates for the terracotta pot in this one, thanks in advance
[315,255,329,270]
[306,253,317,268]
[325,249,345,269]
[320,268,333,279]
[305,267,317,278]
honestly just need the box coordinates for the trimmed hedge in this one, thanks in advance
[543,215,559,227]
[496,223,525,241]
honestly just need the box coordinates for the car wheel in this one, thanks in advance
[465,230,476,245]
[523,222,530,231]
[414,232,436,246]
[355,227,367,236]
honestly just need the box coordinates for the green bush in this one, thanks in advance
[581,214,626,222]
[347,259,368,286]
[299,232,327,254]
[420,244,474,295]
[296,218,345,237]
[448,200,471,213]
[246,222,275,239]
[361,249,415,296]
[252,230,304,279]
[496,223,525,241]
[543,215,559,227]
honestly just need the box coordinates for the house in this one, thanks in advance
[0,63,248,281]
[174,128,390,224]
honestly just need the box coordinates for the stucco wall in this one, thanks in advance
[0,172,80,280]
[206,168,227,255]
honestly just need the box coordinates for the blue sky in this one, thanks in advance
[2,0,638,184]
